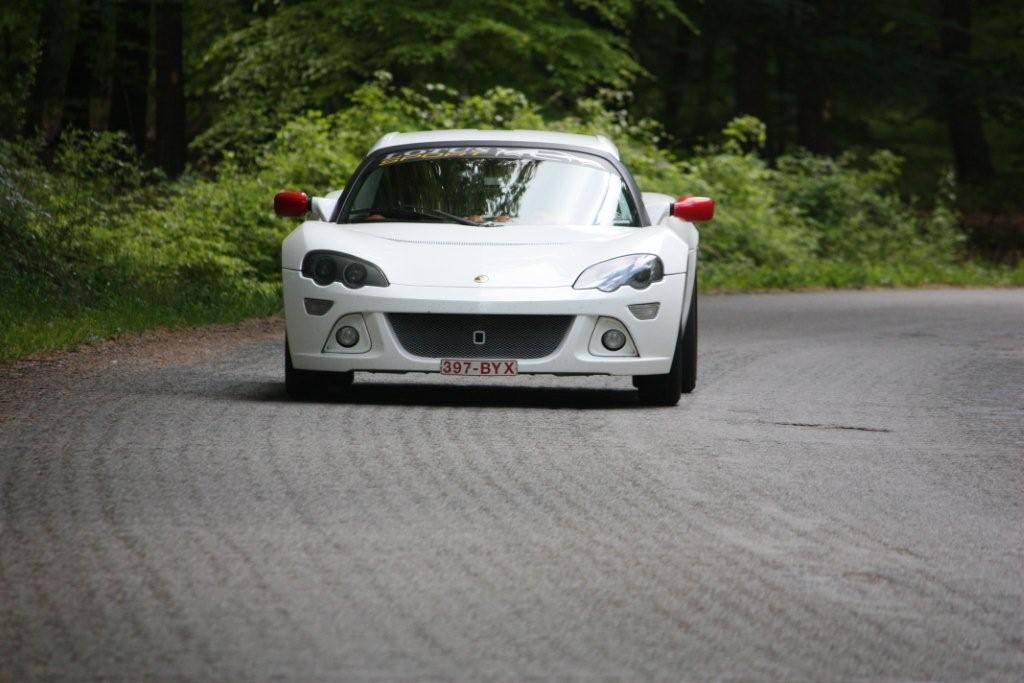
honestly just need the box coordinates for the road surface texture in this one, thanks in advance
[1,289,1022,681]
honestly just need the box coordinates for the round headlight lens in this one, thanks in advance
[343,262,367,288]
[336,326,360,348]
[631,267,653,288]
[312,256,337,285]
[601,329,627,351]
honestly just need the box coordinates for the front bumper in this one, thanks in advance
[282,269,688,376]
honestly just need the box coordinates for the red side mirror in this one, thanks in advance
[274,191,310,217]
[670,196,715,222]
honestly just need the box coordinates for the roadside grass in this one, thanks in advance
[0,282,281,364]
[702,259,1024,291]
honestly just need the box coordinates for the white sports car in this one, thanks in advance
[275,130,714,405]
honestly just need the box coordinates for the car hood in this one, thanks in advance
[282,221,688,288]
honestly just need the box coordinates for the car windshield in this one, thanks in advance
[341,146,640,227]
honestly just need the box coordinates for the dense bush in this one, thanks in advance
[2,81,1019,360]
[0,133,278,360]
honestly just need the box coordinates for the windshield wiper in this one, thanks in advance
[396,205,480,227]
[348,207,438,224]
[347,205,480,227]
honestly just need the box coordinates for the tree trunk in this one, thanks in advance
[661,41,688,142]
[88,0,117,130]
[939,0,993,186]
[796,72,833,154]
[628,5,689,142]
[769,19,792,159]
[30,0,80,144]
[0,1,45,138]
[110,0,149,153]
[793,2,835,155]
[154,0,185,176]
[693,31,718,141]
[734,36,768,122]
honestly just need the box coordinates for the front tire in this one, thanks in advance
[285,338,353,400]
[634,278,697,405]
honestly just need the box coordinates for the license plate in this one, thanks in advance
[440,359,518,376]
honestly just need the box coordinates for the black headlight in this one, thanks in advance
[311,256,337,285]
[301,251,389,288]
[343,262,368,288]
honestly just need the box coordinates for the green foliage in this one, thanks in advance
[192,0,687,165]
[0,132,279,361]
[770,151,965,263]
[2,132,155,288]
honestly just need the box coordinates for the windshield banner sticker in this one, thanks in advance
[378,147,608,170]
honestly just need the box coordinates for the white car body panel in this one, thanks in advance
[310,189,343,221]
[642,191,675,226]
[282,130,699,378]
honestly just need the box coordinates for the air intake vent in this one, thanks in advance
[387,314,573,359]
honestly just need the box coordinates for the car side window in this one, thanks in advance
[613,182,639,226]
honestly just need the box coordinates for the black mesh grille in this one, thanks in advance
[387,313,573,359]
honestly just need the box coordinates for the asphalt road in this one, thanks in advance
[1,289,1022,681]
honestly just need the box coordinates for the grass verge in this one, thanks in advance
[0,282,281,364]
[702,259,1024,291]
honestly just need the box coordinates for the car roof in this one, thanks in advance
[369,129,620,159]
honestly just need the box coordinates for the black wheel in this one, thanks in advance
[285,338,353,400]
[634,278,697,405]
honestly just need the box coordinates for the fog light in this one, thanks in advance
[303,298,334,315]
[601,329,627,351]
[336,325,360,348]
[628,302,660,320]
